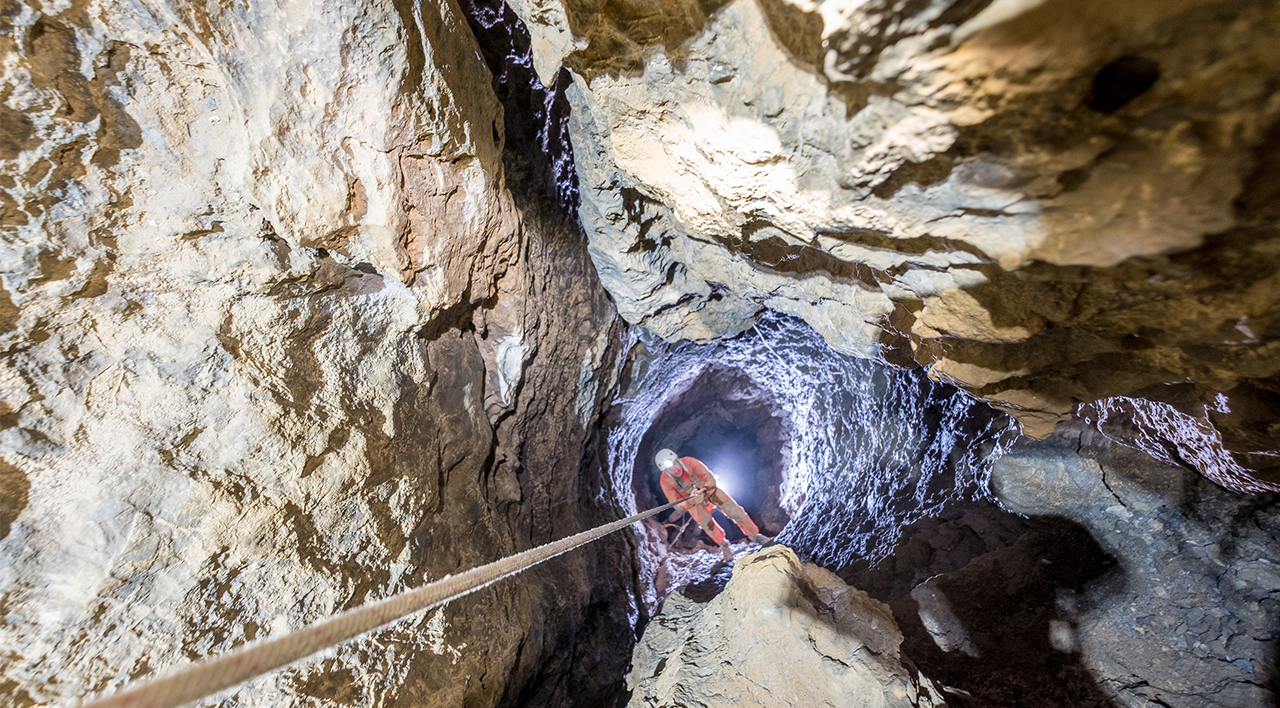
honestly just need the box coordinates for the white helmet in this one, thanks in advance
[655,449,679,471]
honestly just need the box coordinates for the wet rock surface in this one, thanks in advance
[1081,389,1280,494]
[604,311,1014,617]
[510,0,1280,490]
[634,364,793,547]
[625,545,945,708]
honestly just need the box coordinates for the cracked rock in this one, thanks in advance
[625,545,945,707]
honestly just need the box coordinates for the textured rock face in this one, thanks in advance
[4,1,1276,707]
[512,0,1280,489]
[985,429,1279,707]
[619,362,1277,707]
[625,545,944,707]
[839,424,1278,707]
[1081,391,1280,493]
[603,311,1013,618]
[610,313,1276,706]
[0,0,638,705]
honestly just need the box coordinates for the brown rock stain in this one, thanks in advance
[0,459,30,541]
[0,285,19,334]
[24,16,97,123]
[89,41,143,169]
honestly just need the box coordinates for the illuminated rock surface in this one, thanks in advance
[607,311,1015,613]
[516,0,1280,491]
[0,0,635,705]
[625,545,945,708]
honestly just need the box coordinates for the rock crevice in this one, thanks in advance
[0,0,642,704]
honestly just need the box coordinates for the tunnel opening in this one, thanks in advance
[605,311,1019,616]
[632,366,793,552]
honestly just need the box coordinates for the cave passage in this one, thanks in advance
[608,311,1019,585]
[633,365,792,549]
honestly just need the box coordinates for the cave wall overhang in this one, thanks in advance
[514,0,1280,492]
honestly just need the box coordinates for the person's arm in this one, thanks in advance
[683,458,717,493]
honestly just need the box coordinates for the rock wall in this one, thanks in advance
[4,0,1276,704]
[511,0,1280,491]
[601,311,1014,618]
[841,423,1279,707]
[985,427,1279,707]
[625,545,945,708]
[0,0,638,705]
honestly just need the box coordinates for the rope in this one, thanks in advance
[81,491,705,708]
[751,323,794,376]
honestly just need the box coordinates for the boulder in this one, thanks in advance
[626,545,944,707]
[841,423,1279,707]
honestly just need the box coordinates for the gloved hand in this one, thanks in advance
[677,488,708,511]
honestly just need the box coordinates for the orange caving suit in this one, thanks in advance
[660,456,760,546]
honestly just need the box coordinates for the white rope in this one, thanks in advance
[751,323,794,376]
[80,492,703,708]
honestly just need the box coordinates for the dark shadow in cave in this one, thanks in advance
[1272,645,1280,708]
[632,366,792,551]
[456,0,579,218]
[842,499,1125,708]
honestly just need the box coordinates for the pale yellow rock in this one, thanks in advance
[984,390,1076,439]
[928,359,1028,389]
[626,546,944,707]
[505,0,587,87]
[912,290,1035,343]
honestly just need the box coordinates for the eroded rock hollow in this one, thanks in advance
[1,0,1277,706]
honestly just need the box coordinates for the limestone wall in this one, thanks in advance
[0,0,636,704]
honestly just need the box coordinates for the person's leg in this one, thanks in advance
[688,504,726,546]
[709,488,763,539]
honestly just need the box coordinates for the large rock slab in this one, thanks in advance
[625,545,944,707]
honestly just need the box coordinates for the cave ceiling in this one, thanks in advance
[508,0,1280,492]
